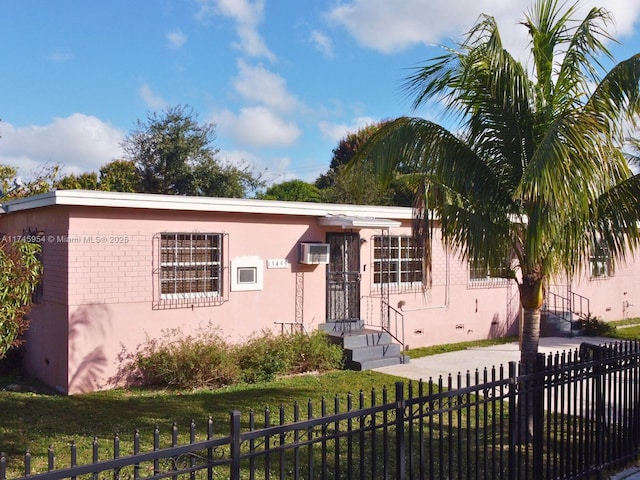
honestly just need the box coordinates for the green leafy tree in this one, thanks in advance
[121,105,262,197]
[317,122,414,205]
[193,158,264,198]
[56,172,99,190]
[260,179,322,202]
[316,122,387,189]
[0,164,60,200]
[355,0,640,366]
[99,159,139,192]
[123,105,211,195]
[0,240,43,359]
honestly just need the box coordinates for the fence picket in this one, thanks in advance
[4,341,640,480]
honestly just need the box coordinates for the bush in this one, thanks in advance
[578,315,615,337]
[120,327,343,390]
[125,327,240,389]
[287,331,343,373]
[235,332,293,383]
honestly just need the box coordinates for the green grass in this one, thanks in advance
[0,332,636,478]
[405,336,518,359]
[608,317,640,328]
[0,370,412,477]
[0,335,506,477]
[605,317,640,341]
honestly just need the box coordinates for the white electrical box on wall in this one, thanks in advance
[299,243,330,264]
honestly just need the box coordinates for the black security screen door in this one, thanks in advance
[326,232,360,322]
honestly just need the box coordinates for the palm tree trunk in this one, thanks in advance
[517,277,544,443]
[521,307,541,364]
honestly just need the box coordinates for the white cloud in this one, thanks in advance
[601,0,640,37]
[327,0,640,59]
[197,0,275,61]
[167,29,188,49]
[310,30,334,58]
[0,114,124,176]
[318,116,377,143]
[139,83,167,109]
[218,148,260,168]
[233,60,299,112]
[214,106,301,148]
[327,0,528,54]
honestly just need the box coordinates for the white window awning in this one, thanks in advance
[318,215,401,229]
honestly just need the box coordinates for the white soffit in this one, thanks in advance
[318,215,401,229]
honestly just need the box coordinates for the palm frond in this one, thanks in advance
[587,53,640,139]
[553,5,614,112]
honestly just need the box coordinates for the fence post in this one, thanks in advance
[533,353,545,480]
[507,361,517,480]
[593,346,605,471]
[395,381,406,480]
[230,410,241,480]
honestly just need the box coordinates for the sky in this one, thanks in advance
[1,0,639,187]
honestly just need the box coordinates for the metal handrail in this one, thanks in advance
[544,291,590,319]
[543,290,590,337]
[380,300,407,363]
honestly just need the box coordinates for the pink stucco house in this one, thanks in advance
[0,190,638,394]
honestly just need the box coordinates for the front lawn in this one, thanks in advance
[608,317,640,340]
[0,370,410,477]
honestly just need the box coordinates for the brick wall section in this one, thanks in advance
[67,232,151,304]
[41,237,69,304]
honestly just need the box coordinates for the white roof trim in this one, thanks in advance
[1,189,414,220]
[318,215,401,229]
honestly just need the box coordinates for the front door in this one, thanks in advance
[326,232,360,322]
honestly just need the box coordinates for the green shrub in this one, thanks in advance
[126,327,240,389]
[287,331,343,373]
[235,332,292,383]
[578,314,616,337]
[120,327,344,390]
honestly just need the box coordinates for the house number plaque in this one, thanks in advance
[267,259,290,269]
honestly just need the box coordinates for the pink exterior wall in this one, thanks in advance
[55,206,519,393]
[60,206,334,393]
[357,227,518,352]
[0,206,70,391]
[2,193,639,394]
[548,258,640,322]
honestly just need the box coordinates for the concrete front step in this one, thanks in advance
[318,320,365,334]
[346,355,410,371]
[542,311,582,337]
[320,321,409,371]
[346,343,402,362]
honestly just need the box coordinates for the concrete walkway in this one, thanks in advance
[374,336,634,479]
[374,336,617,382]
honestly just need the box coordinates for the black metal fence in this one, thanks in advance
[2,341,639,480]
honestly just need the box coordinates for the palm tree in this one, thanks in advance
[356,0,640,365]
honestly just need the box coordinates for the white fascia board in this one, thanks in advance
[1,189,414,220]
[318,216,402,229]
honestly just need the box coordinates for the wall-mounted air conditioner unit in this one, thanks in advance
[299,242,330,264]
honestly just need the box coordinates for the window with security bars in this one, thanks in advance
[160,233,222,297]
[590,242,612,278]
[373,235,423,286]
[469,256,511,287]
[469,260,490,281]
